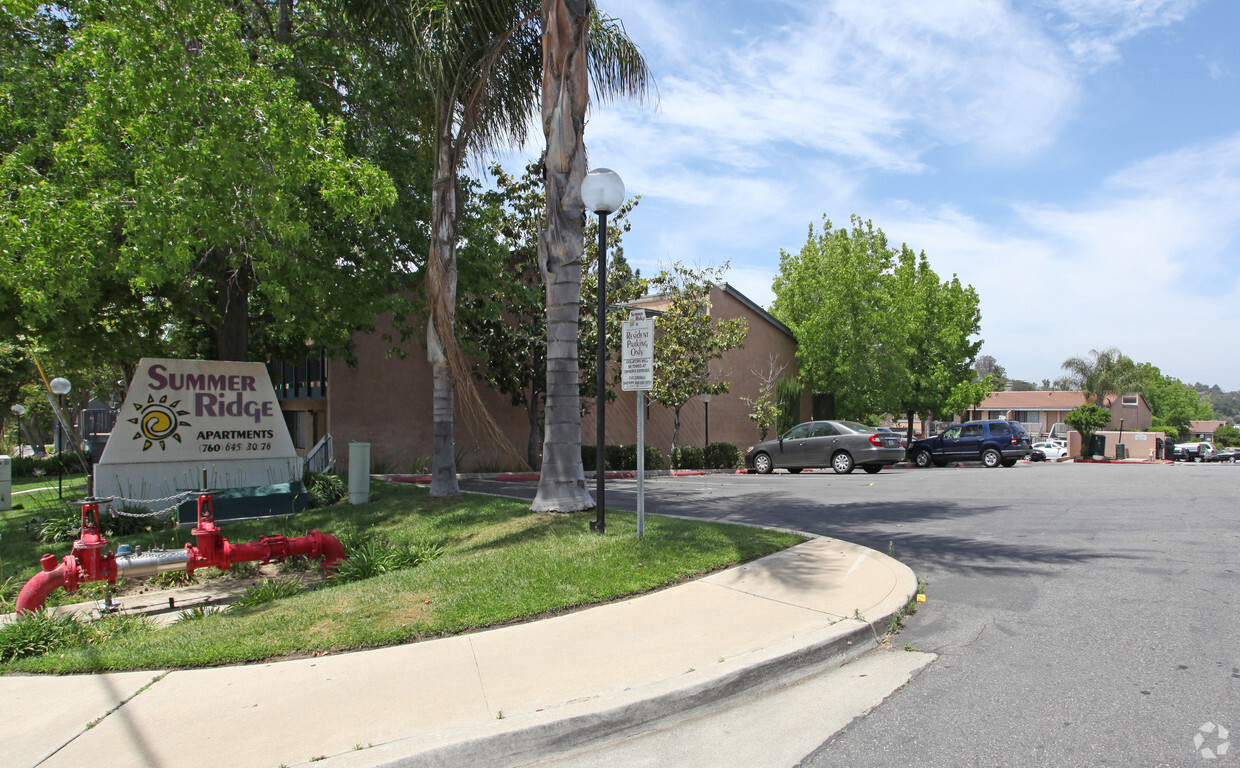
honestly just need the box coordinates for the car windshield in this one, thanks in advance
[835,420,877,434]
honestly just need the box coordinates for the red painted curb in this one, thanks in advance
[670,470,707,476]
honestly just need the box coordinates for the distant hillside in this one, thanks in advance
[1195,385,1240,422]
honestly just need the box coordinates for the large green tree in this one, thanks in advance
[0,0,398,365]
[891,245,983,443]
[1131,362,1213,438]
[771,216,904,420]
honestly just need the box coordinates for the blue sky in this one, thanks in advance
[503,0,1240,389]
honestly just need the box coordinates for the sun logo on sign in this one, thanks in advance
[127,394,191,451]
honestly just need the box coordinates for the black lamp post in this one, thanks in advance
[581,167,624,535]
[10,403,25,457]
[50,377,71,499]
[701,393,712,448]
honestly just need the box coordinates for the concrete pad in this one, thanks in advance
[0,670,165,768]
[702,537,910,620]
[465,580,840,717]
[41,636,488,768]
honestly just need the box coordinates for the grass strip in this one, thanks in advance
[2,480,803,673]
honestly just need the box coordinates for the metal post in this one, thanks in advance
[592,211,608,534]
[57,393,63,499]
[637,390,645,537]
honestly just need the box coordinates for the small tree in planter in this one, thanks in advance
[1065,404,1113,458]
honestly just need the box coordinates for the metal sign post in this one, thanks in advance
[622,311,654,536]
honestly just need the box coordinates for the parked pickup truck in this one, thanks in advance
[1173,441,1216,462]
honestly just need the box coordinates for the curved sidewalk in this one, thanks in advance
[2,536,917,768]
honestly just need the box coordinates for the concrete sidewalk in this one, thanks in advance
[1,536,917,768]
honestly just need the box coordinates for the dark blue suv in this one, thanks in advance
[909,420,1032,468]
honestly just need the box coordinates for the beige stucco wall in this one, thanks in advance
[1066,430,1162,460]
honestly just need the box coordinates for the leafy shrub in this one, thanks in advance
[100,507,173,537]
[0,610,82,663]
[671,445,705,470]
[305,472,346,508]
[151,570,197,589]
[333,536,443,584]
[583,444,665,471]
[704,442,742,469]
[277,555,314,573]
[230,579,303,609]
[38,510,79,543]
[175,605,224,623]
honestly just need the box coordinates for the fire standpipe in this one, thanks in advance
[16,492,345,614]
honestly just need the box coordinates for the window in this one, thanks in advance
[942,426,962,439]
[784,424,811,440]
[811,423,838,437]
[1122,394,1138,407]
[988,411,1006,420]
[960,424,984,438]
[990,422,1011,436]
[1013,411,1039,424]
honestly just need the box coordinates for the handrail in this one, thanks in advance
[306,433,334,474]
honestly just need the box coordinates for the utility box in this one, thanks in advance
[0,455,11,511]
[1115,443,1128,460]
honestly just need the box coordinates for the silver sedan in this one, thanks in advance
[744,420,907,475]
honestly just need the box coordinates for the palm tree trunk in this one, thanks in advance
[428,102,460,497]
[531,0,593,512]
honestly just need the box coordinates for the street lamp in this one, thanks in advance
[581,167,624,535]
[701,393,712,449]
[10,404,25,458]
[50,377,71,499]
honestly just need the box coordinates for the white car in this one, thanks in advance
[1032,441,1068,460]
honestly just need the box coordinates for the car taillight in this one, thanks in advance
[869,434,883,447]
[1011,436,1018,445]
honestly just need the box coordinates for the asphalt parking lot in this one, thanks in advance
[464,461,1240,766]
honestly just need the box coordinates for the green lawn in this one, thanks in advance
[1,479,803,673]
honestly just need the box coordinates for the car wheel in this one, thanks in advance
[913,450,933,468]
[832,451,855,474]
[862,465,882,474]
[1001,459,1017,468]
[982,448,1002,468]
[753,452,773,474]
[786,467,804,474]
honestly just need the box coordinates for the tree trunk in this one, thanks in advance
[213,251,250,362]
[428,101,460,497]
[526,394,541,469]
[532,0,593,512]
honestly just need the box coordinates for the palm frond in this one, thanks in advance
[588,10,657,107]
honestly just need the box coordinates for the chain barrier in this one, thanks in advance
[106,490,198,519]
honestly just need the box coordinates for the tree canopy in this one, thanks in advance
[772,215,983,425]
[0,0,402,364]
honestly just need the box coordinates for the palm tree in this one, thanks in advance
[344,0,543,496]
[1060,347,1140,405]
[346,0,648,501]
[531,3,651,512]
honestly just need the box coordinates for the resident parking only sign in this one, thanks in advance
[622,311,654,391]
